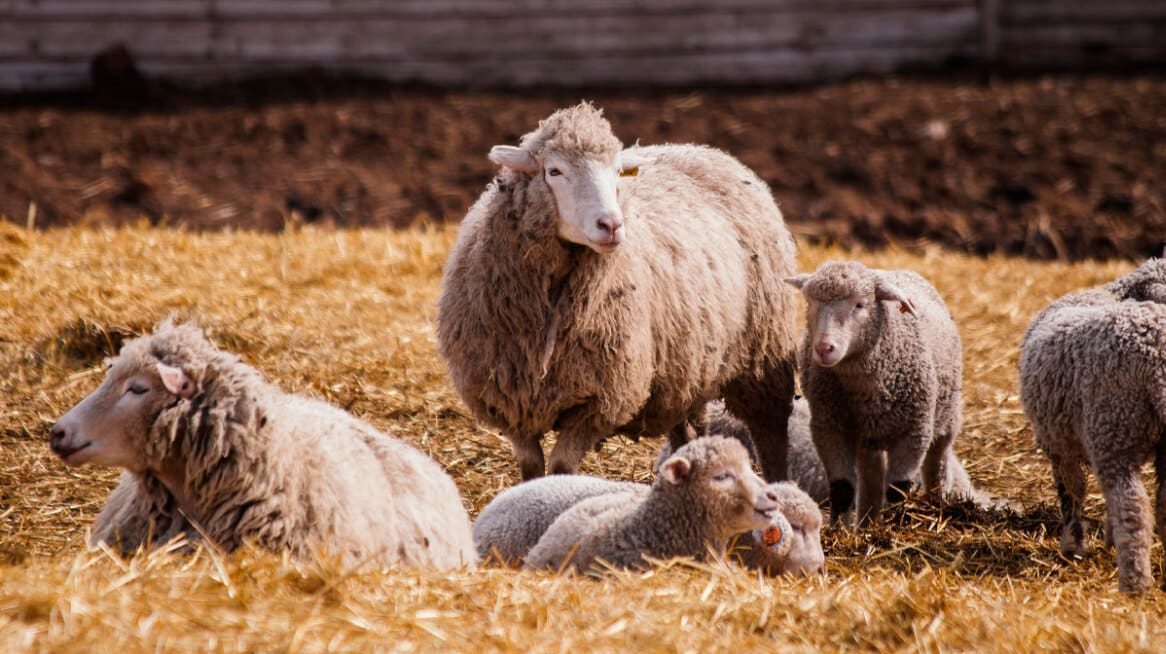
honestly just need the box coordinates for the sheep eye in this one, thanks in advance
[547,168,562,177]
[127,383,149,396]
[713,472,734,482]
[854,301,866,310]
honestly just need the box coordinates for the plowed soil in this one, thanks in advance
[1,73,1163,260]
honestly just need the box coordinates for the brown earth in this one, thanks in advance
[1,73,1163,260]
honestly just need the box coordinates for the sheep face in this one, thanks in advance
[490,144,630,254]
[659,437,779,536]
[49,356,195,471]
[787,262,916,367]
[760,482,826,576]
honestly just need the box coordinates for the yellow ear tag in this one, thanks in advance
[762,526,783,546]
[619,166,639,178]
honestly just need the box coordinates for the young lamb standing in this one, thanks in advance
[787,261,963,526]
[49,322,476,569]
[522,437,785,573]
[437,102,799,482]
[691,398,1002,509]
[473,472,824,576]
[1020,285,1166,592]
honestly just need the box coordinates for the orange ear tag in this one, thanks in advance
[619,166,639,178]
[762,526,783,546]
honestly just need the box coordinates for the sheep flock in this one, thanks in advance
[3,102,1166,652]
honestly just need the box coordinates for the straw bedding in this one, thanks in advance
[1,223,1162,652]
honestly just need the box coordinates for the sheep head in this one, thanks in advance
[488,102,642,254]
[657,436,779,538]
[750,482,825,576]
[786,261,916,368]
[49,322,209,472]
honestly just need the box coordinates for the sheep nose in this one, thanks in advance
[765,489,779,503]
[814,341,836,358]
[595,213,623,240]
[48,424,68,454]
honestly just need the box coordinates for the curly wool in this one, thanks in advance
[796,262,963,521]
[438,103,799,480]
[523,438,771,573]
[1020,287,1166,592]
[93,323,476,569]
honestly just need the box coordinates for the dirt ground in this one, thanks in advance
[1,73,1163,260]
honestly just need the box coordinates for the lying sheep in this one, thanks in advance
[437,102,799,482]
[687,398,1002,509]
[49,322,476,569]
[474,473,824,575]
[522,437,791,574]
[787,261,963,526]
[1020,283,1166,592]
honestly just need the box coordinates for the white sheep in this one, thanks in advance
[437,102,799,482]
[786,261,963,526]
[1020,278,1166,592]
[522,437,788,574]
[49,321,476,569]
[473,473,824,575]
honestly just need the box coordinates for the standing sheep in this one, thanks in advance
[1020,287,1166,592]
[522,437,785,574]
[49,322,476,569]
[437,102,799,482]
[473,472,824,576]
[787,261,963,526]
[690,398,1003,509]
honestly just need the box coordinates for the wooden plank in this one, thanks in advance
[0,61,89,90]
[1001,23,1166,48]
[8,0,211,18]
[6,0,977,19]
[1002,0,1166,24]
[996,44,1166,66]
[214,8,978,61]
[0,21,214,58]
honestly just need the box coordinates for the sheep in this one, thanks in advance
[473,472,824,575]
[522,437,790,574]
[49,321,476,569]
[681,398,1002,509]
[472,474,643,564]
[786,261,963,526]
[1020,286,1166,592]
[436,102,799,482]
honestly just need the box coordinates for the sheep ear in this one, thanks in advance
[619,149,651,175]
[660,456,692,485]
[785,274,811,291]
[157,362,195,399]
[488,145,539,173]
[875,280,917,315]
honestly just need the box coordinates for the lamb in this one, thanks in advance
[684,398,1001,509]
[49,321,476,569]
[1020,285,1166,592]
[473,473,824,576]
[437,102,799,482]
[522,437,790,574]
[786,261,963,526]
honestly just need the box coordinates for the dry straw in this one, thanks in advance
[1,223,1163,653]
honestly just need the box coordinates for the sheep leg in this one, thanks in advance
[809,419,855,524]
[1098,466,1154,593]
[1155,440,1166,590]
[1047,448,1089,557]
[920,431,954,499]
[547,430,593,476]
[512,436,546,481]
[724,363,795,482]
[856,446,888,526]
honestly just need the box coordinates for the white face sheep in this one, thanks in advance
[438,102,800,482]
[1020,280,1166,592]
[787,261,964,527]
[50,321,477,569]
[522,437,784,574]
